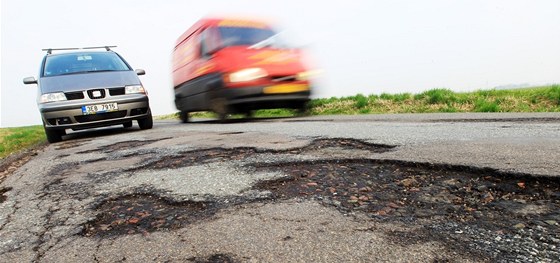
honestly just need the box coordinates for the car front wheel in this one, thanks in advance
[179,110,189,123]
[138,114,153,129]
[44,128,63,143]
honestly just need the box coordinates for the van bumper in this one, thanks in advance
[221,84,311,111]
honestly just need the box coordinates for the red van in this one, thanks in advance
[172,18,312,122]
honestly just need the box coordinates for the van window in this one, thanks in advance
[43,52,131,77]
[200,27,222,57]
[218,26,281,47]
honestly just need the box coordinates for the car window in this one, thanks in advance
[43,52,131,77]
[218,26,279,47]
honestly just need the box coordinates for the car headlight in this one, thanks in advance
[39,92,67,103]
[227,68,267,83]
[125,85,146,94]
[297,70,321,81]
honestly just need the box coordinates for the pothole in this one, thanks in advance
[297,138,394,153]
[55,140,89,150]
[0,187,12,203]
[188,254,239,263]
[130,148,257,171]
[253,159,560,227]
[77,139,165,154]
[131,138,394,171]
[251,159,560,261]
[81,194,218,237]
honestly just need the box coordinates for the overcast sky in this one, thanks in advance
[1,0,559,127]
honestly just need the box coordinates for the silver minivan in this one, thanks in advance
[23,46,152,143]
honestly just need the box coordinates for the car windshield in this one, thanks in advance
[43,52,131,77]
[218,26,287,48]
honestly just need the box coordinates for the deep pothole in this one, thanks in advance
[81,194,218,237]
[253,160,559,224]
[131,138,394,171]
[251,159,560,261]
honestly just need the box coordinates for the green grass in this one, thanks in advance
[307,85,560,114]
[0,125,46,159]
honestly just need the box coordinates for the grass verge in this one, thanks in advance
[310,85,560,115]
[0,125,46,159]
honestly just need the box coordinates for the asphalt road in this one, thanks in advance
[1,113,559,262]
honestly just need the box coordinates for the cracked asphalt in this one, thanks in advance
[0,113,559,262]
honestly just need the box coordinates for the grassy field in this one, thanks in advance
[2,85,559,158]
[0,125,46,159]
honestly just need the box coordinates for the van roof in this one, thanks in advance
[175,17,271,47]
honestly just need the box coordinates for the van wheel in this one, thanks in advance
[242,110,253,119]
[295,102,310,116]
[123,121,133,128]
[179,110,189,123]
[211,98,229,123]
[44,128,63,143]
[138,114,153,129]
[218,112,228,123]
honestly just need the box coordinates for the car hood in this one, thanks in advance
[38,71,141,93]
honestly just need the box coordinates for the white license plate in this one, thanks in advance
[81,102,118,115]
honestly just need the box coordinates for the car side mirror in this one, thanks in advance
[23,76,37,85]
[135,69,146,76]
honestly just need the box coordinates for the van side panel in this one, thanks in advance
[173,25,208,112]
[172,18,222,88]
[173,20,224,112]
[172,30,201,88]
[174,72,223,112]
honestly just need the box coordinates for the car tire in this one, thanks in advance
[179,110,189,123]
[138,114,153,129]
[242,110,253,119]
[295,102,310,116]
[210,97,229,123]
[123,121,133,128]
[218,112,229,123]
[44,128,63,143]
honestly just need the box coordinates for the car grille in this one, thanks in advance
[109,87,125,96]
[87,89,106,99]
[64,88,125,100]
[65,91,85,100]
[74,110,127,123]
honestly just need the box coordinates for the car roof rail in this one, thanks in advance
[42,46,117,54]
